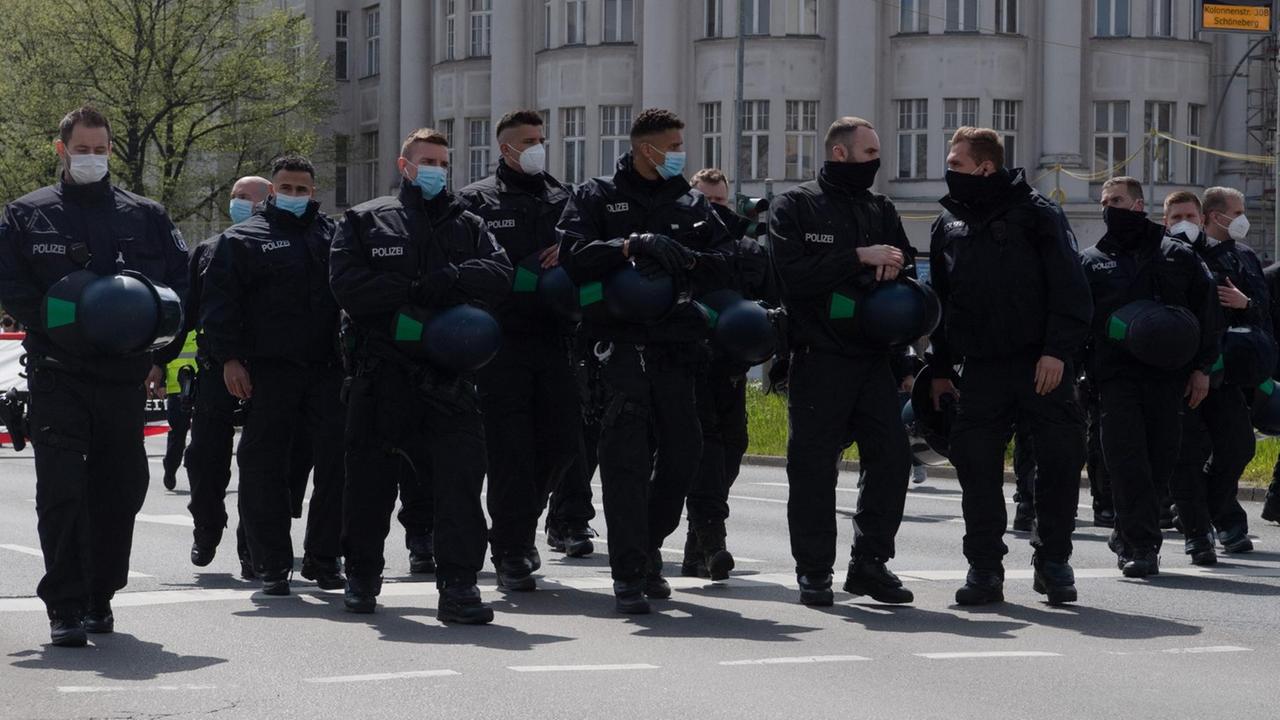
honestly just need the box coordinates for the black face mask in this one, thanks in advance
[822,159,880,192]
[1102,205,1149,242]
[944,168,1008,206]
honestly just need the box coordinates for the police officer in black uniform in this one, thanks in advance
[184,176,269,579]
[1264,259,1280,524]
[557,108,734,614]
[770,117,915,606]
[457,110,584,590]
[1082,177,1220,577]
[929,126,1092,606]
[0,106,189,646]
[331,128,511,623]
[1174,186,1272,555]
[201,154,346,595]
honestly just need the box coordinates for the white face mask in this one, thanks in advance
[66,152,110,184]
[1226,214,1251,242]
[511,143,546,175]
[1168,220,1200,244]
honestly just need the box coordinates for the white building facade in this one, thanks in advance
[303,0,1275,255]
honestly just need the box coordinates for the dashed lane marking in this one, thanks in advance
[720,655,870,666]
[304,670,460,683]
[747,483,1093,510]
[508,664,659,673]
[0,543,152,578]
[915,651,1062,660]
[135,513,195,527]
[57,684,217,694]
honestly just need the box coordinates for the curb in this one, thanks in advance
[740,455,1272,503]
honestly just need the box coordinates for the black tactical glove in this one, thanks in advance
[410,265,460,308]
[629,233,696,277]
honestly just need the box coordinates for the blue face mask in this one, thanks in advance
[408,163,448,199]
[275,193,311,218]
[228,198,254,224]
[649,144,686,180]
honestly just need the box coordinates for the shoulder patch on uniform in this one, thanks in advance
[26,208,58,236]
[171,228,187,252]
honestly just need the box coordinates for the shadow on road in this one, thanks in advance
[1131,573,1280,597]
[968,602,1203,641]
[8,633,226,679]
[820,604,1028,639]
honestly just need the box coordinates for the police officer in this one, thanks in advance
[183,176,266,579]
[1265,258,1280,525]
[0,106,189,646]
[929,126,1092,606]
[331,128,511,623]
[160,328,198,490]
[1083,177,1220,577]
[456,110,583,591]
[557,108,734,614]
[678,167,762,580]
[201,154,346,595]
[1174,186,1272,555]
[770,117,915,606]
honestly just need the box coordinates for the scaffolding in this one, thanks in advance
[1245,36,1279,259]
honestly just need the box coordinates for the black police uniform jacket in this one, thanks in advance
[456,160,569,337]
[708,201,776,305]
[1080,221,1221,382]
[769,167,916,357]
[201,200,341,366]
[928,170,1093,369]
[556,153,736,345]
[0,175,190,382]
[1266,260,1280,376]
[1191,234,1272,337]
[329,181,513,364]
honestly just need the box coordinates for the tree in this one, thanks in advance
[0,0,334,230]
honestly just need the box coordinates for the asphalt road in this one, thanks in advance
[1,438,1278,720]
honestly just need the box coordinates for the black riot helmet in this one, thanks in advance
[1252,377,1280,436]
[42,270,183,356]
[392,303,502,372]
[1221,326,1279,388]
[513,250,581,322]
[905,363,956,465]
[829,276,940,350]
[598,260,676,324]
[696,288,776,365]
[1105,299,1200,370]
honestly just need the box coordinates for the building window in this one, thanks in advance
[702,102,722,171]
[945,0,978,32]
[468,118,491,184]
[544,1,552,48]
[437,119,455,188]
[1187,104,1203,185]
[738,100,770,180]
[705,0,723,37]
[899,0,928,33]
[1144,101,1174,184]
[996,0,1019,34]
[897,99,929,180]
[600,106,633,175]
[469,0,492,56]
[992,99,1020,169]
[363,5,380,77]
[334,134,349,206]
[566,0,586,44]
[785,100,818,180]
[1149,0,1172,37]
[1096,0,1130,37]
[562,107,585,184]
[786,0,818,35]
[603,0,634,42]
[445,0,456,60]
[745,0,771,35]
[335,10,349,80]
[1093,100,1130,177]
[943,97,979,155]
[361,130,379,201]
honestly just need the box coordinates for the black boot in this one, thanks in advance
[694,522,735,581]
[797,573,834,607]
[1032,556,1077,605]
[163,470,177,491]
[644,549,671,599]
[955,566,1004,606]
[438,584,494,625]
[526,546,543,573]
[301,555,346,590]
[1122,550,1160,579]
[260,569,290,596]
[344,574,380,614]
[1262,488,1280,523]
[48,611,86,647]
[493,552,536,592]
[1093,505,1116,528]
[545,522,567,553]
[83,598,114,634]
[563,523,595,558]
[406,533,436,574]
[238,548,256,580]
[190,526,220,568]
[843,558,913,604]
[1159,502,1177,530]
[1012,500,1035,532]
[1218,525,1254,554]
[680,527,708,578]
[613,578,651,614]
[1185,535,1217,566]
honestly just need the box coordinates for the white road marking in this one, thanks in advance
[916,651,1062,660]
[57,684,217,693]
[305,670,459,684]
[0,543,151,578]
[588,537,763,564]
[1164,646,1252,654]
[508,664,659,673]
[135,513,194,527]
[720,655,870,666]
[749,483,1093,510]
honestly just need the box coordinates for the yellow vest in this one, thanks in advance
[165,332,199,395]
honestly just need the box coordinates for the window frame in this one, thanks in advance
[1093,100,1131,177]
[738,100,771,181]
[784,100,818,180]
[896,99,929,180]
[565,0,586,45]
[898,0,929,33]
[702,102,723,171]
[562,107,586,184]
[599,105,633,175]
[1096,0,1131,37]
[1144,100,1175,184]
[603,0,634,43]
[995,0,1019,34]
[704,0,723,37]
[363,5,381,78]
[469,0,492,57]
[335,10,349,80]
[992,99,1020,170]
[945,0,980,32]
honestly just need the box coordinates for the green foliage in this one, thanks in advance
[0,0,334,228]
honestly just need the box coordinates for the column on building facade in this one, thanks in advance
[640,0,682,112]
[1038,0,1088,200]
[833,0,877,122]
[490,1,528,117]
[399,0,431,138]
[1215,32,1253,191]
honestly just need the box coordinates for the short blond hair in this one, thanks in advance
[400,128,450,158]
[691,168,727,186]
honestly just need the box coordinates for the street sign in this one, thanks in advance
[1201,1,1274,33]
